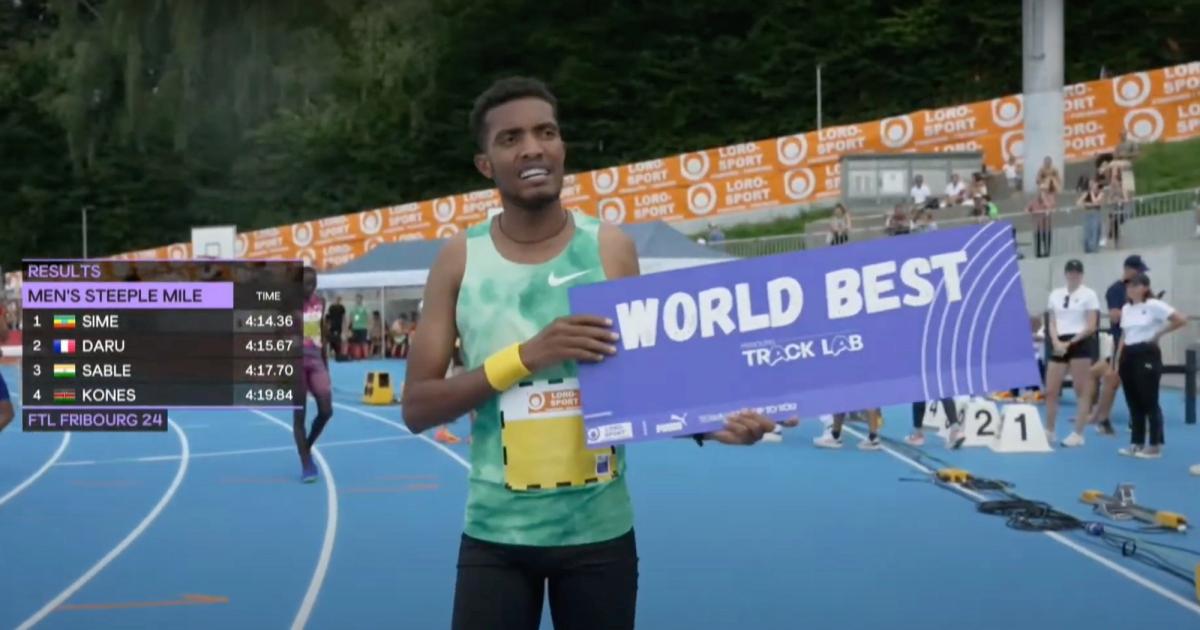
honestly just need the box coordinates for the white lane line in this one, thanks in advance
[54,435,417,467]
[251,410,337,630]
[332,402,470,471]
[16,422,190,629]
[0,433,71,509]
[841,426,1200,617]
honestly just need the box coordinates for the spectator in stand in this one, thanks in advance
[326,297,346,360]
[706,222,725,242]
[1037,156,1062,194]
[1026,189,1056,257]
[944,173,967,206]
[885,204,912,236]
[1003,156,1021,190]
[912,209,937,232]
[829,203,851,245]
[1078,176,1105,253]
[1194,189,1200,238]
[971,172,988,201]
[910,175,931,207]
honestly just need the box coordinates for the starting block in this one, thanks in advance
[363,372,396,405]
[1081,484,1189,532]
[961,398,1002,448]
[989,403,1052,453]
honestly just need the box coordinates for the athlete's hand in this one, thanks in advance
[519,315,619,372]
[707,410,776,445]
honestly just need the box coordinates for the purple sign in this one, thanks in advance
[22,282,234,309]
[568,222,1040,446]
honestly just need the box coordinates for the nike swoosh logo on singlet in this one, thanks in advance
[548,270,593,287]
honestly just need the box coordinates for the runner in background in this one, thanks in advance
[349,294,370,359]
[326,296,346,360]
[295,267,335,483]
[0,310,12,433]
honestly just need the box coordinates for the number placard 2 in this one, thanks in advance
[962,399,1001,448]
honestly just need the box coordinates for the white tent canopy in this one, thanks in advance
[316,220,733,291]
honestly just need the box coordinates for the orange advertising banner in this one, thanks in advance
[3,62,1197,287]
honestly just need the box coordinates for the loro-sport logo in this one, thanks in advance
[741,333,864,367]
[527,387,580,414]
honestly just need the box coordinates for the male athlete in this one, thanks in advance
[401,77,775,630]
[295,266,334,482]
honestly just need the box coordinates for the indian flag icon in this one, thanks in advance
[53,314,76,329]
[53,363,76,378]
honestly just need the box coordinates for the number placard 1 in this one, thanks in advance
[990,403,1052,453]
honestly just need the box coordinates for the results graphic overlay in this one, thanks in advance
[19,260,304,431]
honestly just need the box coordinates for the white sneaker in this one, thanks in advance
[904,432,925,446]
[760,431,783,443]
[858,437,882,451]
[1061,432,1085,448]
[813,433,843,449]
[1134,447,1162,459]
[1119,445,1142,457]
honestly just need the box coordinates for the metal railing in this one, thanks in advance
[703,187,1200,259]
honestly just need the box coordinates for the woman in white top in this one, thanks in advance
[1114,274,1186,458]
[1045,260,1101,447]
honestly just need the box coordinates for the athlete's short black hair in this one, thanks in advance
[469,76,558,150]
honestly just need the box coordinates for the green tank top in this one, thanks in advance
[455,211,633,547]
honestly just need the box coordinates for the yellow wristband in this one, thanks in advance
[483,343,532,392]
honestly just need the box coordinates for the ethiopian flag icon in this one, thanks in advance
[53,389,76,404]
[53,363,76,378]
[53,339,76,354]
[53,314,76,329]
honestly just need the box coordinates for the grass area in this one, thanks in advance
[695,206,835,240]
[1133,136,1200,194]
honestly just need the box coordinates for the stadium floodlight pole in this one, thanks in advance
[1022,0,1064,195]
[816,63,823,131]
[81,205,89,259]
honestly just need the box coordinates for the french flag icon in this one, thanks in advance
[53,339,77,354]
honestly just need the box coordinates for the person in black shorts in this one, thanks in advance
[1045,260,1101,447]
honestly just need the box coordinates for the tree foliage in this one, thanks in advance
[2,0,1197,269]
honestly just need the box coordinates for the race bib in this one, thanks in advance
[498,377,618,492]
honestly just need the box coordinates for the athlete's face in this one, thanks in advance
[475,97,565,210]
